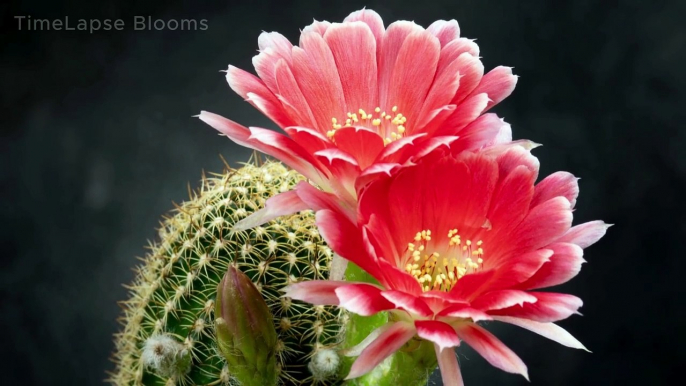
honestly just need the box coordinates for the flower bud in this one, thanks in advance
[214,265,278,386]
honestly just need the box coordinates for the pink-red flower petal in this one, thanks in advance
[493,316,589,351]
[197,111,326,181]
[451,54,485,105]
[415,320,461,351]
[354,162,403,193]
[470,66,518,112]
[274,59,317,127]
[437,304,492,322]
[482,249,554,291]
[344,8,385,48]
[435,343,464,386]
[233,189,308,231]
[387,30,441,129]
[380,290,433,317]
[470,290,538,311]
[257,31,293,64]
[292,32,346,131]
[427,19,461,47]
[302,19,330,36]
[532,171,580,209]
[284,126,332,154]
[315,209,381,280]
[437,93,489,136]
[516,242,585,290]
[346,321,416,379]
[557,220,611,249]
[436,38,480,75]
[325,21,379,111]
[225,65,294,128]
[333,126,385,169]
[377,21,423,111]
[508,196,573,254]
[371,251,424,295]
[282,280,349,305]
[449,269,497,302]
[489,292,583,322]
[455,323,529,380]
[340,323,393,357]
[446,113,511,154]
[335,283,396,316]
[416,55,463,130]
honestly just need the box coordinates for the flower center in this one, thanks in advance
[403,229,484,292]
[328,105,407,145]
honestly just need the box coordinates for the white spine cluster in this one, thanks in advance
[307,348,340,381]
[141,334,191,379]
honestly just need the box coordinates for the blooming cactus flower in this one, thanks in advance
[282,147,609,384]
[199,8,517,233]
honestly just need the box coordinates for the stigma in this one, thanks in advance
[327,105,407,145]
[404,228,484,292]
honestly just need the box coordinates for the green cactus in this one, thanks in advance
[109,159,345,385]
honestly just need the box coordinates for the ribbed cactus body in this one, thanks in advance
[110,160,344,385]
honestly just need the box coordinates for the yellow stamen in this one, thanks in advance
[330,104,409,146]
[403,227,487,292]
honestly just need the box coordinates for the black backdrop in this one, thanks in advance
[2,0,684,384]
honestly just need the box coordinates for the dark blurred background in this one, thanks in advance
[2,0,684,384]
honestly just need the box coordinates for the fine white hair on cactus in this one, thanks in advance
[141,334,191,378]
[308,349,340,381]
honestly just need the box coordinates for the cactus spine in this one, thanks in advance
[110,160,344,385]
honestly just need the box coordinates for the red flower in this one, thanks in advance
[283,146,609,384]
[199,8,518,233]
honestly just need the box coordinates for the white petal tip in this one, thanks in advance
[339,350,359,358]
[231,213,269,232]
[230,224,250,232]
[343,371,361,380]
